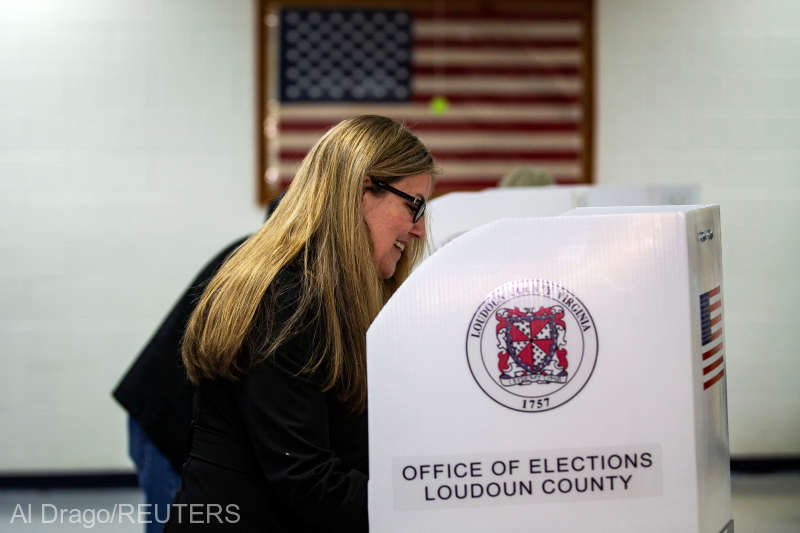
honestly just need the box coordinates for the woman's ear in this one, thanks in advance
[362,176,370,203]
[362,176,374,199]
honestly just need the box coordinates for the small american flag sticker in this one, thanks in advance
[699,286,725,391]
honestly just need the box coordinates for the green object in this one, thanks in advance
[429,95,450,115]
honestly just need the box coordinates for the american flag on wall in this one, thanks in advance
[699,286,725,391]
[261,3,591,200]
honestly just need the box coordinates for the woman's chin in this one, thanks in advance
[379,260,399,280]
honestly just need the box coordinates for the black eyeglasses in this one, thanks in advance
[369,176,426,223]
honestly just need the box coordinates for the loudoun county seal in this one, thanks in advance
[466,279,598,412]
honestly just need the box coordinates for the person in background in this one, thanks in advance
[165,115,435,532]
[498,166,555,187]
[113,198,281,533]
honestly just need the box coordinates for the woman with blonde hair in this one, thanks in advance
[165,115,435,532]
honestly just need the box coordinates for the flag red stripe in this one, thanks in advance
[278,179,501,190]
[414,38,580,50]
[434,177,581,186]
[278,178,581,190]
[709,300,721,312]
[401,121,581,132]
[414,65,581,76]
[710,314,722,327]
[704,368,725,390]
[710,328,722,342]
[707,286,721,297]
[280,121,580,133]
[702,342,723,360]
[703,356,724,375]
[552,176,582,184]
[432,180,498,190]
[283,151,581,162]
[412,10,582,22]
[411,94,581,104]
[279,150,581,162]
[428,150,579,161]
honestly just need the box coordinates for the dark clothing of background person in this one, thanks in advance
[113,194,282,474]
[113,236,248,473]
[164,262,369,533]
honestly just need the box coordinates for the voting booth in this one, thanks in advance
[426,187,577,252]
[367,205,732,532]
[426,184,699,253]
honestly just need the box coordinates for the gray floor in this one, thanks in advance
[729,472,800,533]
[0,472,798,531]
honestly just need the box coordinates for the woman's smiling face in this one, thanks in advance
[362,172,432,279]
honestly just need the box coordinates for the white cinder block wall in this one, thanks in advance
[597,0,800,455]
[1,0,797,473]
[0,0,262,471]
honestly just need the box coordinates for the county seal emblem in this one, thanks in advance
[466,280,598,412]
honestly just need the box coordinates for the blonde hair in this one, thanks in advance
[182,115,436,412]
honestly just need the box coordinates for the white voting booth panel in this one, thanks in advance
[574,183,700,208]
[426,184,699,253]
[426,187,578,251]
[367,205,731,533]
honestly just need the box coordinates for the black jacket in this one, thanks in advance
[112,237,248,472]
[165,263,368,532]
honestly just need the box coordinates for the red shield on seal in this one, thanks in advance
[496,306,569,385]
[506,312,558,374]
